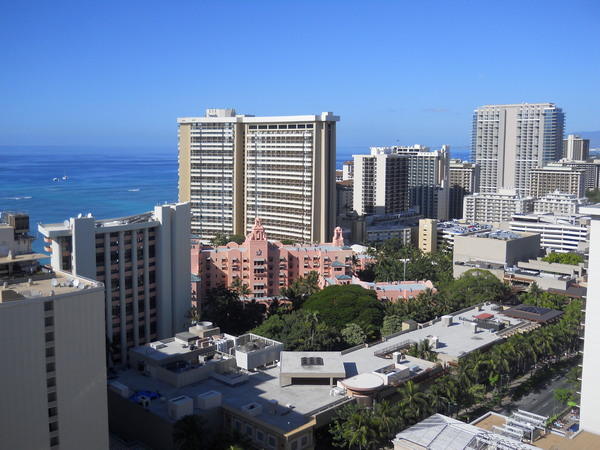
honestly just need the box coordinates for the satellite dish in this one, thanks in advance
[77,213,82,218]
[73,279,80,288]
[87,213,92,218]
[63,220,70,228]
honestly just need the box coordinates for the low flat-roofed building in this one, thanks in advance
[393,413,539,450]
[418,218,494,253]
[453,230,541,279]
[352,277,436,302]
[508,213,590,254]
[472,411,600,449]
[501,304,564,323]
[503,257,585,291]
[279,351,346,387]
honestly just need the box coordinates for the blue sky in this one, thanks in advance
[1,1,598,150]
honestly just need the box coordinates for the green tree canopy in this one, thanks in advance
[341,323,367,346]
[443,269,511,306]
[541,252,584,265]
[210,233,246,246]
[251,309,339,351]
[586,188,600,203]
[173,414,208,450]
[303,284,384,335]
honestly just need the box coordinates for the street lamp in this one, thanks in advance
[400,258,409,281]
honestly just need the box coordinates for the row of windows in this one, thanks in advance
[248,123,314,130]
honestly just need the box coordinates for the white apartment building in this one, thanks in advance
[471,103,565,196]
[529,165,586,198]
[563,134,590,161]
[533,191,589,216]
[178,109,338,244]
[508,213,590,254]
[463,190,535,224]
[39,203,191,365]
[0,272,108,449]
[353,148,409,215]
[579,204,600,434]
[342,160,354,180]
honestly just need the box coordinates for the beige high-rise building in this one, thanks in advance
[563,134,590,161]
[529,165,586,198]
[449,159,480,220]
[178,109,338,244]
[471,103,565,196]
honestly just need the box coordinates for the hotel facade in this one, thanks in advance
[471,103,564,196]
[192,219,359,301]
[178,109,338,244]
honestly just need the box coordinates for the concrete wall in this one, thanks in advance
[108,390,176,450]
[234,342,284,371]
[71,217,96,279]
[0,285,108,450]
[453,233,540,266]
[579,206,600,434]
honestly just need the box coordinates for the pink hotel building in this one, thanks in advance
[192,219,435,304]
[192,219,361,300]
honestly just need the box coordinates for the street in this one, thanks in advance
[496,368,572,418]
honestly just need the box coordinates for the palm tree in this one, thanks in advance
[173,414,207,450]
[397,381,429,422]
[464,351,488,384]
[372,401,402,441]
[341,411,377,450]
[429,382,450,414]
[184,305,202,327]
[230,278,252,308]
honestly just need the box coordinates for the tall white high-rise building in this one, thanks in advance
[178,109,338,244]
[471,103,565,196]
[353,148,409,216]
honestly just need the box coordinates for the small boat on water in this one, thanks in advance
[62,174,68,180]
[52,177,59,181]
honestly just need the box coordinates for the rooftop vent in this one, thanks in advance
[301,356,323,366]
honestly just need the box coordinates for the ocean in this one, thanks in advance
[0,146,179,256]
[0,145,470,256]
